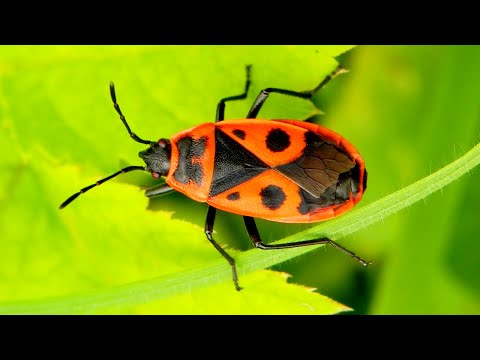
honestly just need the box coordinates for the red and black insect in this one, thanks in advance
[60,65,368,291]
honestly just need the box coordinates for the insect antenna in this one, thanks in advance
[110,82,154,145]
[59,165,145,209]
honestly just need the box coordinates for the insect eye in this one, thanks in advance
[158,139,167,148]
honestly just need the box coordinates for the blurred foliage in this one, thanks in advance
[0,45,479,314]
[278,45,480,314]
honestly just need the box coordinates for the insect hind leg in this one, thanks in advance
[243,216,369,267]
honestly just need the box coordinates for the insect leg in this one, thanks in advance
[247,65,346,118]
[205,206,242,291]
[109,82,154,145]
[216,65,252,122]
[144,183,175,198]
[243,216,370,267]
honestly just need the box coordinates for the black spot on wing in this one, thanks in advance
[260,185,286,210]
[210,129,269,197]
[232,129,246,140]
[173,136,207,185]
[266,128,291,152]
[227,192,240,200]
[362,168,368,192]
[276,131,355,198]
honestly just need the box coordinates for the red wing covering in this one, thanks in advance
[208,119,367,223]
[216,120,308,167]
[208,170,319,222]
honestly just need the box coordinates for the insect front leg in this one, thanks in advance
[243,216,370,267]
[205,206,242,291]
[144,183,175,198]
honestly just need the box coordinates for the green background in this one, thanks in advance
[0,45,479,314]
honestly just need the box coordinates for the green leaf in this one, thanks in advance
[102,270,351,315]
[0,45,353,314]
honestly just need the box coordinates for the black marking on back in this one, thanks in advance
[298,161,363,215]
[232,129,246,140]
[227,191,240,201]
[276,131,355,198]
[266,128,291,152]
[209,129,269,197]
[362,168,368,191]
[173,136,207,185]
[260,185,286,210]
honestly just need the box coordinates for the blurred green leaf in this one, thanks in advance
[312,45,480,314]
[363,46,480,314]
